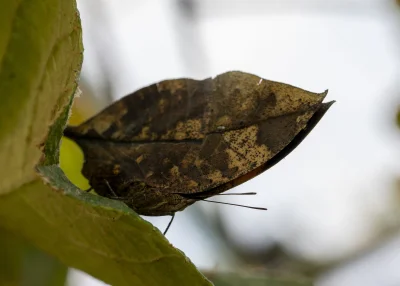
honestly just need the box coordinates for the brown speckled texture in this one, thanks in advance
[64,71,333,216]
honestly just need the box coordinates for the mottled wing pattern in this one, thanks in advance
[64,71,332,215]
[66,78,212,141]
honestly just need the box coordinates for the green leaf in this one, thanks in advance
[0,0,82,195]
[0,166,211,285]
[0,0,211,285]
[0,228,68,286]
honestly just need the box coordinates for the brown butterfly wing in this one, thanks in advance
[65,71,332,215]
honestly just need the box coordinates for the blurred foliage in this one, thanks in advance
[0,229,67,286]
[59,136,90,191]
[206,272,311,286]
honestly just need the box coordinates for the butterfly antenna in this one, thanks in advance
[202,199,267,211]
[163,214,175,235]
[174,192,257,199]
[213,192,257,196]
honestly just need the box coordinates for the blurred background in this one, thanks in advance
[62,0,400,285]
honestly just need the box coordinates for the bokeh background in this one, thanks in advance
[64,0,400,285]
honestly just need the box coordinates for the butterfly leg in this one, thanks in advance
[104,179,124,200]
[163,214,175,235]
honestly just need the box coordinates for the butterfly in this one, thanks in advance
[64,71,333,234]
